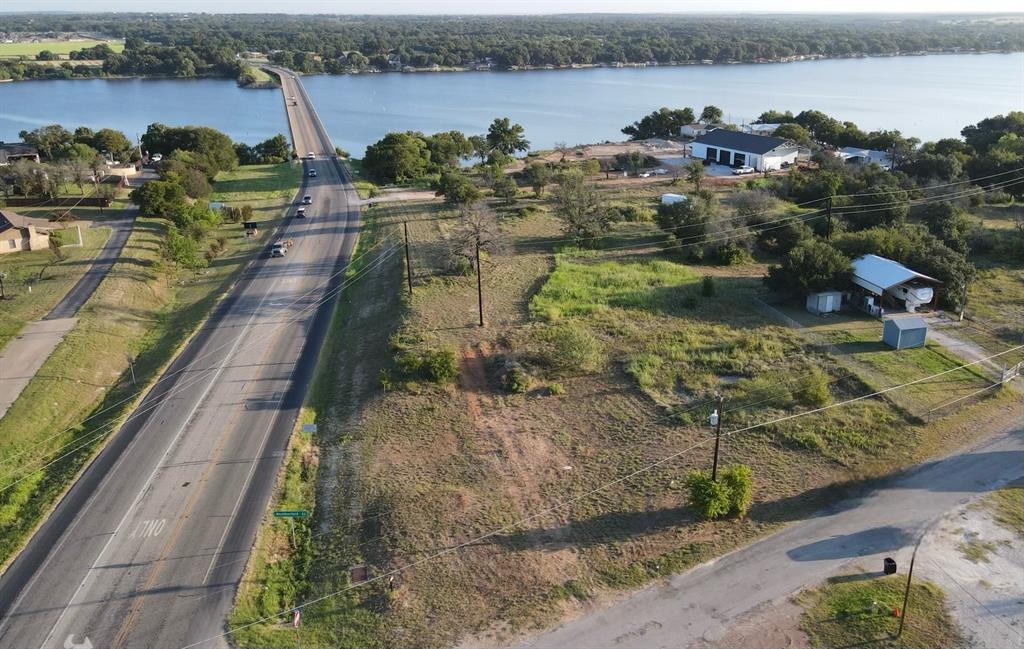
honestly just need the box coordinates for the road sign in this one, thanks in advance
[301,423,317,433]
[273,510,308,518]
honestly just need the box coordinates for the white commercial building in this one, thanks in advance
[690,129,799,172]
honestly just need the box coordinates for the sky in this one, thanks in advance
[3,0,1023,13]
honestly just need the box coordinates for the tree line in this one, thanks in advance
[2,13,1021,81]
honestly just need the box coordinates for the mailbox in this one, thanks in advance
[883,557,897,575]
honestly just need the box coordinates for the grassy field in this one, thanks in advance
[230,198,397,648]
[0,163,299,567]
[797,574,963,648]
[976,486,1024,539]
[0,224,109,349]
[0,38,124,58]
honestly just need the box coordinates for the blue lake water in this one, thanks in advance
[1,53,1021,154]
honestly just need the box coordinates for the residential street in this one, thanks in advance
[518,412,1024,649]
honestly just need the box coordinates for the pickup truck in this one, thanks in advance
[270,242,288,258]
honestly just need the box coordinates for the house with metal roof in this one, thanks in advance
[690,129,799,171]
[852,254,941,313]
[837,146,893,170]
[0,142,40,166]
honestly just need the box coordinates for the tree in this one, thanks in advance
[765,239,852,296]
[434,169,482,205]
[468,135,490,165]
[621,107,695,140]
[36,50,57,61]
[90,128,133,160]
[425,130,472,169]
[492,174,518,205]
[686,159,705,193]
[161,225,207,271]
[362,131,431,184]
[19,124,72,160]
[700,105,724,124]
[554,170,610,246]
[525,161,551,197]
[130,180,187,218]
[446,204,501,274]
[773,123,812,146]
[486,117,529,155]
[66,157,93,194]
[615,151,644,176]
[961,111,1024,154]
[256,134,290,163]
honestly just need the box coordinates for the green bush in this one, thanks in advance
[424,348,459,383]
[701,275,716,297]
[720,465,753,516]
[547,382,565,396]
[505,366,530,394]
[537,323,604,375]
[686,464,754,519]
[795,367,832,407]
[685,470,732,520]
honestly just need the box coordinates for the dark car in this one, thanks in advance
[308,169,317,178]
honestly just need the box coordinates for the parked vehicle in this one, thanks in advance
[732,165,756,175]
[270,242,287,257]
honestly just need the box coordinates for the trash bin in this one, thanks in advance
[883,557,897,575]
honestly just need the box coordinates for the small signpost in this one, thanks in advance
[301,423,317,434]
[273,510,308,547]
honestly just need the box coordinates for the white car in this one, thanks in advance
[270,242,287,258]
[732,166,756,175]
[653,168,669,175]
[151,153,163,163]
[306,152,315,160]
[296,207,306,218]
[302,195,312,205]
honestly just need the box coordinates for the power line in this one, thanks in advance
[180,344,1023,649]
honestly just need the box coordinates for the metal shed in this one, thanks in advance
[882,317,928,350]
[806,289,843,315]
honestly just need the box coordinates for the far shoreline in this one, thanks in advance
[0,48,1019,85]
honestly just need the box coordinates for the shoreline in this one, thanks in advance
[1,48,1019,85]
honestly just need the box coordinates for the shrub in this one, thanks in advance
[537,323,604,375]
[686,465,754,520]
[685,470,732,520]
[547,382,565,396]
[424,348,459,383]
[720,465,754,516]
[504,366,530,394]
[795,367,832,407]
[701,275,716,297]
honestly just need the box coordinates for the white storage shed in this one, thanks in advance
[806,290,843,315]
[690,129,799,171]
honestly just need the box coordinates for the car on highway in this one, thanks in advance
[308,169,317,177]
[270,242,287,257]
[732,165,756,175]
[302,195,312,205]
[296,207,306,218]
[306,152,315,160]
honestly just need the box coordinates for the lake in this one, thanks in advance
[1,53,1021,154]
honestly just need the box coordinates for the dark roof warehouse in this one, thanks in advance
[692,129,789,155]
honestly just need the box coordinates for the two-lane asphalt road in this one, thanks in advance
[0,69,359,649]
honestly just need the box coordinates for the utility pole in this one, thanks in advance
[897,521,935,639]
[475,236,484,327]
[710,394,724,481]
[126,353,137,386]
[403,221,413,297]
[959,279,969,322]
[825,195,834,241]
[0,272,6,300]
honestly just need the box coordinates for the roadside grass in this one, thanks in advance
[0,163,297,567]
[975,486,1024,539]
[0,225,109,348]
[966,267,1024,340]
[212,162,301,202]
[0,38,124,58]
[230,199,395,648]
[957,535,997,563]
[797,574,963,648]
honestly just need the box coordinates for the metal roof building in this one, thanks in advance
[690,129,799,172]
[851,254,940,296]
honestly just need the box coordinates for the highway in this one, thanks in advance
[0,68,359,649]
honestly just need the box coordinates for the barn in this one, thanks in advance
[690,129,799,171]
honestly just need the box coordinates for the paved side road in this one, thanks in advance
[518,415,1024,649]
[0,211,135,420]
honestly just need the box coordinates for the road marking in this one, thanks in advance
[127,519,166,540]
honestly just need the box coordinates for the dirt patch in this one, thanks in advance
[698,598,810,649]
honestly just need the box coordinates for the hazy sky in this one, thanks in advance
[4,0,1023,13]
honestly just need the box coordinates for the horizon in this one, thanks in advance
[2,0,1023,15]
